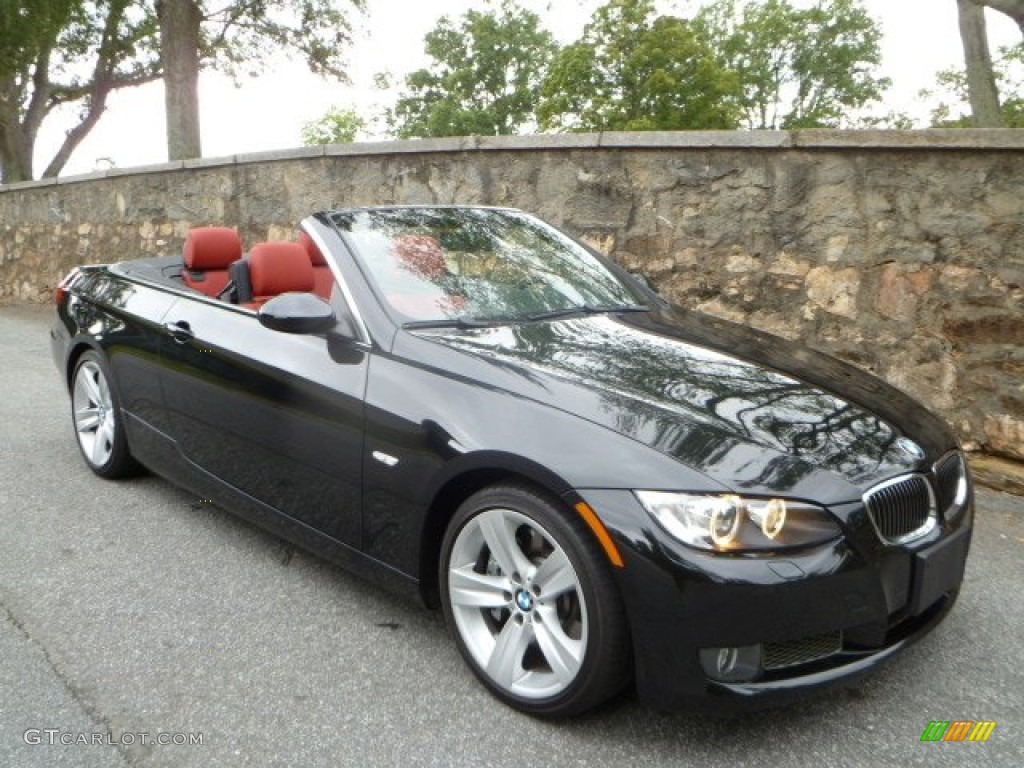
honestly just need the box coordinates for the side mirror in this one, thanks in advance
[258,292,336,334]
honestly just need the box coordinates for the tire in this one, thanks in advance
[440,483,630,717]
[70,350,140,479]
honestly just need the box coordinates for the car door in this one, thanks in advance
[155,293,367,546]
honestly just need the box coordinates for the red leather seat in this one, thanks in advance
[183,227,242,298]
[298,231,334,300]
[245,242,315,310]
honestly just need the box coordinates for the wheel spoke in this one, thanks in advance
[91,423,109,465]
[96,372,112,408]
[75,407,101,432]
[532,547,577,599]
[478,510,531,578]
[485,617,531,689]
[533,608,583,685]
[73,379,92,411]
[449,566,511,608]
[80,366,103,405]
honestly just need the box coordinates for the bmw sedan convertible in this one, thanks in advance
[51,205,973,717]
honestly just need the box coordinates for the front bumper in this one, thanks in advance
[579,489,972,713]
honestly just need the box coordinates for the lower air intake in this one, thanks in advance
[763,630,843,671]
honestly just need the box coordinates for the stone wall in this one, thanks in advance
[1,130,1022,459]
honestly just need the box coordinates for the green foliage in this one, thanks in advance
[0,1,163,182]
[0,1,161,100]
[927,43,1024,128]
[693,0,889,129]
[302,106,365,145]
[856,112,917,130]
[538,0,740,132]
[389,1,557,138]
[198,0,364,82]
[0,1,79,77]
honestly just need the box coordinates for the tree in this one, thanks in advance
[389,1,556,138]
[0,1,364,184]
[693,0,889,129]
[302,106,365,145]
[0,1,161,184]
[955,0,1024,126]
[159,0,364,161]
[927,42,1024,126]
[538,0,739,132]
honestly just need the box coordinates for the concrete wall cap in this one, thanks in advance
[105,161,185,177]
[792,128,1024,150]
[234,145,326,164]
[5,130,1024,192]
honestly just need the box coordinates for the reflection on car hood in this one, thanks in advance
[415,309,956,501]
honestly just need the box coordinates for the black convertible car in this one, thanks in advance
[51,206,972,717]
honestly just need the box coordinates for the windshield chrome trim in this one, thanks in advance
[301,217,371,345]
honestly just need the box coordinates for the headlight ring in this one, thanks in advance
[634,491,841,552]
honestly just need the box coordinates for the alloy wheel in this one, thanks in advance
[447,507,588,700]
[73,360,116,468]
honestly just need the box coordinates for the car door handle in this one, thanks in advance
[163,320,194,343]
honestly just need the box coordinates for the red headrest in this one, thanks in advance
[298,231,327,266]
[184,227,242,270]
[393,234,446,279]
[248,242,315,297]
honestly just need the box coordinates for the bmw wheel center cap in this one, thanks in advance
[516,590,534,612]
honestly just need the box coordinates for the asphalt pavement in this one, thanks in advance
[1,302,1022,768]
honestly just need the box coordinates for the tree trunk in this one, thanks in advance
[158,0,202,161]
[958,0,1003,127]
[0,76,34,184]
[0,126,34,184]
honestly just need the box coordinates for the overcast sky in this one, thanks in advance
[35,0,1022,177]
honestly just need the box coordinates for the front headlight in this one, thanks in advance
[635,491,842,552]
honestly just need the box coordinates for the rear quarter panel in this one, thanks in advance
[56,267,179,433]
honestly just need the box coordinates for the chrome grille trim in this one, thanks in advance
[934,451,969,515]
[863,473,937,545]
[763,631,843,671]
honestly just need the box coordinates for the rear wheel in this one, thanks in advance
[71,351,139,478]
[440,484,630,717]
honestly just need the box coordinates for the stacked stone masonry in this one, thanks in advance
[1,130,1021,459]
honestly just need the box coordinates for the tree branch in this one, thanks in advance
[22,46,54,138]
[203,0,259,55]
[41,84,112,178]
[980,0,1024,36]
[41,0,132,177]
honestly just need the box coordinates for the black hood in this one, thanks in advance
[413,308,957,503]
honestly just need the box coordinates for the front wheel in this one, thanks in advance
[440,484,630,717]
[71,351,140,478]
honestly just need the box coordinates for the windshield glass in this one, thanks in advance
[328,207,645,324]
